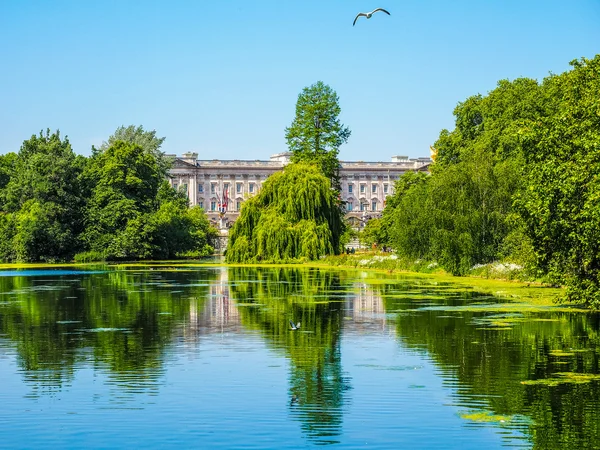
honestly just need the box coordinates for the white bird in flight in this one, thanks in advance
[289,320,301,331]
[353,8,391,26]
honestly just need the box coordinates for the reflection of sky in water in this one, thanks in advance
[1,266,592,448]
[0,270,106,277]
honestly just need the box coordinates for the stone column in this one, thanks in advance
[190,171,197,206]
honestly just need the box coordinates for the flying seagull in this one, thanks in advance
[289,320,301,331]
[353,8,390,26]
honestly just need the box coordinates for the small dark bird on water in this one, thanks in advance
[289,320,301,330]
[290,394,298,405]
[353,7,391,26]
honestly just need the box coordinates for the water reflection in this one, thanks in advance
[2,266,600,447]
[228,266,350,445]
[186,268,241,344]
[0,268,218,397]
[344,282,387,334]
[372,278,600,448]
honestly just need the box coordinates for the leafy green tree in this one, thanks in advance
[0,152,17,191]
[226,163,344,263]
[82,140,215,260]
[13,200,75,262]
[83,140,164,258]
[149,203,216,259]
[383,75,545,275]
[0,212,17,261]
[387,150,523,275]
[2,130,86,214]
[87,140,163,210]
[360,218,385,248]
[0,130,86,261]
[433,77,544,169]
[379,171,428,247]
[516,56,600,306]
[98,125,170,176]
[285,81,351,191]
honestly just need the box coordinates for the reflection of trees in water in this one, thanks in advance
[0,267,218,396]
[371,280,600,448]
[228,266,351,444]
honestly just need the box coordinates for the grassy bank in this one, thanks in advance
[318,252,528,280]
[312,252,572,308]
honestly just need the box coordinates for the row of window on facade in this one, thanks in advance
[347,183,389,194]
[346,200,381,212]
[193,199,381,213]
[172,183,384,213]
[197,201,382,213]
[197,200,244,212]
[172,182,258,194]
[172,182,389,196]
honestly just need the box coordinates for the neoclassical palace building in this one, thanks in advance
[167,152,431,230]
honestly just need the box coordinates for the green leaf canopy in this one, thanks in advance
[226,163,344,263]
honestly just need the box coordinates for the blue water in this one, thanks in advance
[0,269,106,277]
[1,265,596,448]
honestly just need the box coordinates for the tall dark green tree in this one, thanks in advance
[285,81,351,191]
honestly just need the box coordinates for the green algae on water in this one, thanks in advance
[459,410,512,424]
[521,372,600,386]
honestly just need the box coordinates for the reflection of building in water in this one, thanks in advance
[185,268,241,342]
[344,283,387,332]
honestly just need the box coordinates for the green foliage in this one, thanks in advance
[0,152,17,190]
[383,55,600,306]
[86,139,163,210]
[73,250,106,263]
[515,56,600,306]
[285,81,351,190]
[385,76,541,275]
[0,130,85,261]
[340,224,358,248]
[360,218,385,247]
[82,140,215,260]
[98,124,170,176]
[379,171,428,247]
[226,163,344,263]
[149,203,216,259]
[14,200,76,262]
[0,212,17,261]
[0,127,215,263]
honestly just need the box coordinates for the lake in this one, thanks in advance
[0,264,598,448]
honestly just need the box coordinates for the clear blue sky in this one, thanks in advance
[1,0,598,161]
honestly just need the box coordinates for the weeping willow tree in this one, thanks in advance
[226,163,344,263]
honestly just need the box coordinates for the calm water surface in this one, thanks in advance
[0,265,599,448]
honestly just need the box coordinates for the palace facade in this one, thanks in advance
[167,152,431,230]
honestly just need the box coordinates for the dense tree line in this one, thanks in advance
[0,126,217,262]
[381,55,600,307]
